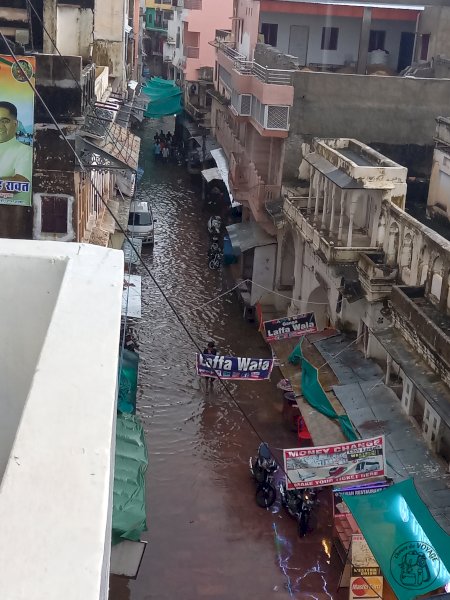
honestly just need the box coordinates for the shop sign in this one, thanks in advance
[196,354,274,381]
[349,576,383,600]
[283,436,386,489]
[263,312,317,342]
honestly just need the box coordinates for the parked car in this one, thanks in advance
[127,201,155,244]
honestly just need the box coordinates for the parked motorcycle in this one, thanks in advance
[279,480,317,537]
[209,233,221,252]
[249,443,278,508]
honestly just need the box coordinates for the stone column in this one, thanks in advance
[314,175,322,225]
[347,194,357,247]
[385,354,392,385]
[338,191,346,242]
[357,8,372,75]
[307,169,315,216]
[329,186,337,236]
[321,178,329,231]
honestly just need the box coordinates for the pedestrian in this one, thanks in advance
[160,129,166,143]
[153,141,161,161]
[162,144,170,163]
[166,131,172,143]
[154,132,160,144]
[203,340,218,389]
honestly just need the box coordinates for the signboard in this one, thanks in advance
[283,436,386,489]
[0,55,35,206]
[122,275,142,319]
[352,534,381,577]
[350,576,383,600]
[196,354,274,381]
[263,312,317,342]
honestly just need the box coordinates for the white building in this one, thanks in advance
[0,240,123,600]
[427,116,450,222]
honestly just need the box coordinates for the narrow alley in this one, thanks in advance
[110,118,344,600]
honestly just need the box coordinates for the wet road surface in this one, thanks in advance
[110,118,344,600]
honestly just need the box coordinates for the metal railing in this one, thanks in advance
[216,41,295,85]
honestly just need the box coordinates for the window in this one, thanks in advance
[321,27,339,51]
[129,213,152,226]
[176,27,180,49]
[261,23,278,47]
[41,196,68,234]
[369,30,386,52]
[420,33,430,61]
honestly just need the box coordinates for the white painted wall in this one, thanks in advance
[56,6,93,60]
[259,11,415,68]
[95,0,126,42]
[251,244,277,305]
[427,147,450,220]
[0,240,123,600]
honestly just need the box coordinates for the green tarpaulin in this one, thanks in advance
[142,77,183,118]
[289,341,357,441]
[343,479,450,600]
[118,349,139,415]
[112,413,148,545]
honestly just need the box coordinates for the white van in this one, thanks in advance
[127,201,155,244]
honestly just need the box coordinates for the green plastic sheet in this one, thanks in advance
[289,341,357,441]
[118,349,139,415]
[343,479,450,600]
[112,413,148,545]
[142,77,183,118]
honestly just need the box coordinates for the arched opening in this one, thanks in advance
[306,285,330,331]
[419,245,430,286]
[430,256,444,302]
[280,229,295,290]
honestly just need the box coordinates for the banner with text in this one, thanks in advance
[0,55,35,206]
[196,354,274,381]
[283,436,386,490]
[263,312,317,342]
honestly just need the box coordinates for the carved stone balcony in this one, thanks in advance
[357,253,398,302]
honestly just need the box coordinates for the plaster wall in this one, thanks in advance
[427,147,450,220]
[259,11,414,69]
[0,240,123,600]
[183,0,233,81]
[417,7,450,60]
[235,0,261,59]
[56,5,93,60]
[251,243,277,305]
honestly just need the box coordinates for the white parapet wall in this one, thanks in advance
[0,240,124,600]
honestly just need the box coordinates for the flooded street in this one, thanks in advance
[110,118,343,600]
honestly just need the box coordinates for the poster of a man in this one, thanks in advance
[0,55,35,207]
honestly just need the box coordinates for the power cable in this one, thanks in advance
[2,40,393,597]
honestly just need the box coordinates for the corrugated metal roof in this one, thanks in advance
[305,152,363,189]
[226,221,275,254]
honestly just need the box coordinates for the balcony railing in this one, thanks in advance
[184,46,199,59]
[283,198,378,264]
[216,41,295,85]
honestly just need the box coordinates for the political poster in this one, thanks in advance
[263,312,317,342]
[283,436,386,490]
[196,354,274,381]
[0,55,35,206]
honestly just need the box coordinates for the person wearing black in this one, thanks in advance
[203,340,218,388]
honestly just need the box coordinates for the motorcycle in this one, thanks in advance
[279,480,317,537]
[208,216,222,236]
[208,250,223,270]
[249,443,278,508]
[209,233,221,253]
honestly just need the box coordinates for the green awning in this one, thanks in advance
[142,77,183,118]
[343,479,450,600]
[112,413,148,546]
[118,349,139,415]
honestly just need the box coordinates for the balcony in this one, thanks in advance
[391,286,450,376]
[217,42,294,85]
[283,198,379,264]
[184,46,199,59]
[357,253,398,302]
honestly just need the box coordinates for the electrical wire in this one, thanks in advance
[2,39,394,596]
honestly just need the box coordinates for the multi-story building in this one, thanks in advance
[427,115,450,222]
[215,0,450,302]
[144,0,175,77]
[167,0,233,126]
[0,1,144,246]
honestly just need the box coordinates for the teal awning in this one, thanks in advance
[112,413,148,545]
[142,77,183,118]
[343,479,450,600]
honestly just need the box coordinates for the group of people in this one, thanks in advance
[153,130,178,163]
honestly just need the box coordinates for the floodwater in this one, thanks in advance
[110,118,343,600]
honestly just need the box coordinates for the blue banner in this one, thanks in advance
[196,354,274,381]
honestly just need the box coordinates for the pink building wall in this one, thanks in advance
[184,0,234,81]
